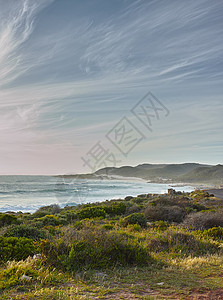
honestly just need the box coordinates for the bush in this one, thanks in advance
[104,202,127,216]
[0,214,20,227]
[126,204,141,214]
[127,224,142,232]
[34,214,67,227]
[125,196,133,201]
[67,241,98,270]
[63,210,78,223]
[66,231,151,270]
[77,207,106,219]
[39,239,70,269]
[121,213,147,228]
[147,230,217,255]
[204,227,223,239]
[4,224,48,240]
[0,237,36,262]
[152,221,169,231]
[131,197,146,204]
[40,228,153,271]
[144,205,185,223]
[183,211,223,229]
[101,224,114,230]
[33,204,61,218]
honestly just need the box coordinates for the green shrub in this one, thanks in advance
[4,224,47,240]
[125,196,133,201]
[131,197,145,204]
[34,214,67,227]
[67,241,98,270]
[66,231,152,270]
[39,239,70,269]
[43,225,61,236]
[121,213,147,228]
[204,227,223,239]
[101,224,114,230]
[0,237,36,262]
[190,190,210,201]
[63,210,78,223]
[104,202,127,216]
[147,230,217,255]
[127,224,142,232]
[126,204,141,214]
[41,229,153,271]
[77,207,106,219]
[152,220,169,231]
[33,204,61,218]
[0,214,20,227]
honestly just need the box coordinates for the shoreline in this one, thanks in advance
[1,175,221,213]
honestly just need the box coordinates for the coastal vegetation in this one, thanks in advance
[0,190,223,299]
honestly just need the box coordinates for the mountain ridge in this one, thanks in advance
[93,163,222,185]
[58,163,223,185]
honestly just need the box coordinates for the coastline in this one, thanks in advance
[204,188,223,200]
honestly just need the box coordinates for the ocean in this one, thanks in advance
[0,176,194,213]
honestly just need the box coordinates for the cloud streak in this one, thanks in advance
[0,0,222,174]
[0,0,54,87]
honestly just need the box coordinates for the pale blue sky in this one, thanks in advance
[0,0,222,174]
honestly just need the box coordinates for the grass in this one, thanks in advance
[1,254,223,299]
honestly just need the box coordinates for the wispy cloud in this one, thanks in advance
[0,0,222,174]
[0,0,54,87]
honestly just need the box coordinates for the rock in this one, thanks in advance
[157,282,164,285]
[95,272,107,277]
[21,275,32,281]
[33,253,41,259]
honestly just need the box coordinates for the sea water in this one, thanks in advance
[0,176,194,213]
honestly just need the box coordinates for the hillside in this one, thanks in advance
[59,163,223,185]
[179,164,223,184]
[94,163,211,181]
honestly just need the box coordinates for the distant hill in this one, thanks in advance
[59,163,223,185]
[94,163,211,181]
[178,164,223,183]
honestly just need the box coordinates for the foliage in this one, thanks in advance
[40,228,153,271]
[104,202,127,216]
[152,220,169,231]
[183,211,223,229]
[34,214,67,227]
[0,213,20,227]
[203,226,223,239]
[0,237,36,262]
[127,224,142,232]
[101,224,114,230]
[1,189,223,299]
[4,224,48,240]
[121,213,147,228]
[144,205,185,223]
[32,204,61,218]
[147,230,218,255]
[0,257,66,290]
[76,207,106,220]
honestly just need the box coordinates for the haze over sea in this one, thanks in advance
[0,176,194,213]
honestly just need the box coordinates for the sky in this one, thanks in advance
[0,0,222,175]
